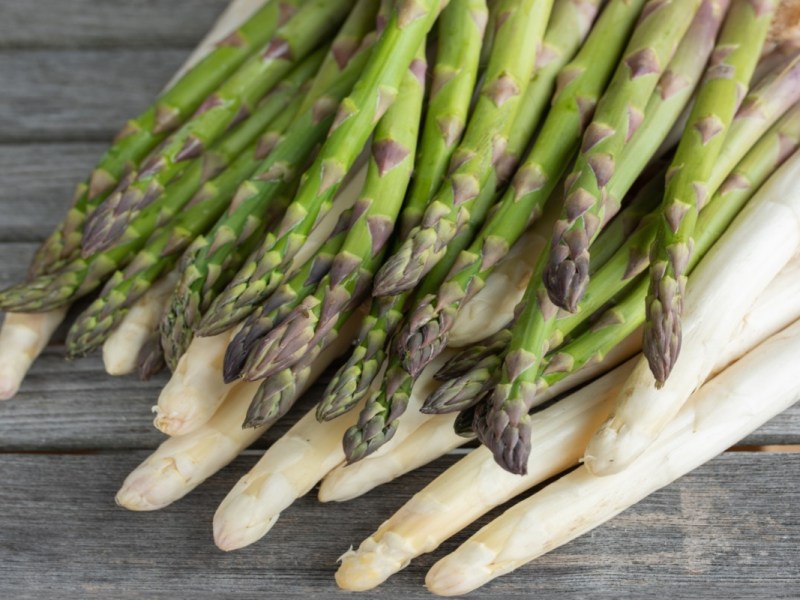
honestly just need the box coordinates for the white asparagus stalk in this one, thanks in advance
[319,328,641,504]
[585,150,800,476]
[153,165,367,436]
[214,356,363,550]
[719,250,800,368]
[102,272,178,376]
[447,198,560,348]
[0,0,261,401]
[117,315,359,511]
[0,309,67,400]
[426,318,800,596]
[335,260,800,590]
[153,329,238,436]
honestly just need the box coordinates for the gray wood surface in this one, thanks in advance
[0,452,797,599]
[1,0,227,49]
[0,1,798,598]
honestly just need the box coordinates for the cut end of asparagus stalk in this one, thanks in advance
[0,309,67,400]
[425,541,495,596]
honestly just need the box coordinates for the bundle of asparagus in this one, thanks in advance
[2,0,800,595]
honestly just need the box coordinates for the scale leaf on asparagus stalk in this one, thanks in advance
[195,0,446,337]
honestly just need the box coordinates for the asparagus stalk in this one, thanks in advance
[80,0,354,256]
[0,309,67,400]
[476,53,800,474]
[543,0,702,312]
[196,0,445,335]
[314,0,488,422]
[223,207,356,382]
[0,54,322,314]
[397,0,640,370]
[371,0,555,297]
[325,248,800,510]
[233,45,427,385]
[586,148,800,476]
[115,322,355,512]
[213,339,364,551]
[427,318,800,596]
[136,334,168,381]
[29,0,305,276]
[160,1,380,368]
[337,259,800,591]
[102,271,179,376]
[341,181,499,461]
[444,103,800,420]
[0,0,268,401]
[644,0,777,384]
[153,165,367,436]
[65,112,309,358]
[317,0,583,423]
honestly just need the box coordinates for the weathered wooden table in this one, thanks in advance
[0,1,798,598]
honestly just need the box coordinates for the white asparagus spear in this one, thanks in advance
[426,318,800,596]
[213,382,361,549]
[102,272,178,376]
[585,150,800,476]
[117,315,359,511]
[0,0,263,401]
[0,309,67,400]
[334,258,800,590]
[153,330,238,436]
[153,165,367,436]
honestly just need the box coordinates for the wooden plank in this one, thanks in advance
[1,0,227,49]
[0,50,188,142]
[0,144,104,242]
[0,452,796,599]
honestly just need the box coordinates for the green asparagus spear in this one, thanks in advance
[159,0,380,368]
[543,0,702,313]
[80,0,354,256]
[238,44,427,384]
[64,112,309,357]
[315,0,489,422]
[0,54,323,314]
[644,0,776,385]
[395,0,645,375]
[196,0,445,336]
[371,0,555,297]
[29,0,306,276]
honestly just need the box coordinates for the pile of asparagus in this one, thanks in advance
[2,0,800,593]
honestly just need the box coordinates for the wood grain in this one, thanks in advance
[0,0,227,49]
[0,144,104,242]
[0,50,188,142]
[0,452,796,599]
